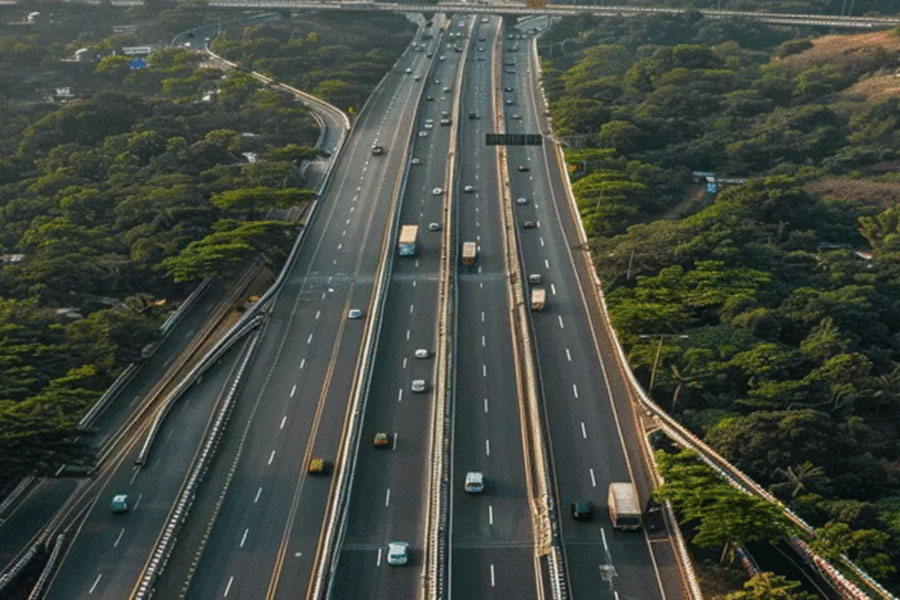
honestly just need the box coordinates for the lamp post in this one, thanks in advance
[637,333,689,392]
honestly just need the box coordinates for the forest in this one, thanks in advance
[540,11,900,594]
[0,4,411,490]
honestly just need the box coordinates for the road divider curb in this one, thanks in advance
[132,328,261,600]
[493,20,562,600]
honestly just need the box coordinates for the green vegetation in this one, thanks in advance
[209,13,416,113]
[541,12,900,593]
[0,5,412,491]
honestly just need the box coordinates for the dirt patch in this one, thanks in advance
[781,30,900,75]
[840,72,900,107]
[805,178,900,210]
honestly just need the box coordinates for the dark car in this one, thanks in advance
[571,501,593,521]
[517,164,530,172]
[644,498,665,533]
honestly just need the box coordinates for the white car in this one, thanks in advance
[411,157,422,165]
[404,67,412,74]
[439,55,446,61]
[414,348,431,359]
[411,380,427,393]
[424,122,434,130]
[463,185,474,193]
[347,309,363,319]
[419,131,429,138]
[432,187,443,196]
[387,541,409,566]
[464,471,485,493]
[428,222,442,231]
[516,197,528,205]
[443,86,451,93]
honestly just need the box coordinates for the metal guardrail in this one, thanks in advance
[25,534,63,600]
[132,328,261,600]
[0,475,36,521]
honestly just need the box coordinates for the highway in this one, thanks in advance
[329,16,467,599]
[500,25,687,599]
[448,15,537,600]
[164,23,444,600]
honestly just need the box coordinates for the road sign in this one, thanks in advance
[486,133,543,146]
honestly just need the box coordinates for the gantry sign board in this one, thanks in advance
[486,133,543,146]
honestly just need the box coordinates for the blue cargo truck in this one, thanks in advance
[398,225,419,256]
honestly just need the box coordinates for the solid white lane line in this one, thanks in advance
[223,576,234,597]
[113,528,124,548]
[590,468,597,488]
[551,283,557,296]
[485,439,491,456]
[377,548,383,567]
[565,348,572,362]
[572,384,579,399]
[254,487,262,503]
[558,316,565,329]
[268,450,276,465]
[290,385,296,398]
[280,416,287,429]
[89,574,103,594]
[488,504,494,526]
[484,398,489,413]
[490,564,496,587]
[385,488,391,507]
[240,528,248,548]
[581,422,587,439]
[299,358,306,370]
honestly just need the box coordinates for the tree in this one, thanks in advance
[210,187,314,219]
[723,572,816,600]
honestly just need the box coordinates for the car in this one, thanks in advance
[424,122,434,129]
[464,471,485,493]
[478,46,484,52]
[308,458,327,475]
[572,501,593,521]
[404,67,412,74]
[505,68,516,74]
[480,17,489,23]
[528,273,542,284]
[516,197,528,205]
[443,86,451,93]
[517,164,530,172]
[523,220,536,229]
[414,75,421,81]
[441,110,451,117]
[372,145,384,155]
[411,157,422,165]
[476,56,486,62]
[387,541,409,566]
[645,498,665,533]
[512,114,523,120]
[463,185,475,193]
[432,187,443,196]
[426,117,434,123]
[505,98,515,105]
[419,130,429,137]
[434,78,441,84]
[373,432,391,448]
[439,55,446,61]
[479,36,486,42]
[440,118,451,126]
[414,348,431,358]
[425,95,434,101]
[411,379,427,393]
[347,308,363,319]
[428,222,442,231]
[110,494,129,513]
[468,111,478,120]
[504,86,514,92]
[426,52,433,58]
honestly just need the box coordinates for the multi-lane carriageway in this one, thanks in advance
[32,15,694,600]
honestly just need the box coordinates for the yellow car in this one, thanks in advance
[308,458,327,475]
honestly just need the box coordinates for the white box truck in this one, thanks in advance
[608,482,641,530]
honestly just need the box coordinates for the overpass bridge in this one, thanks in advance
[197,0,900,29]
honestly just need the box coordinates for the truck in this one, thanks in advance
[608,482,642,530]
[398,225,419,256]
[530,288,546,311]
[461,241,478,266]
